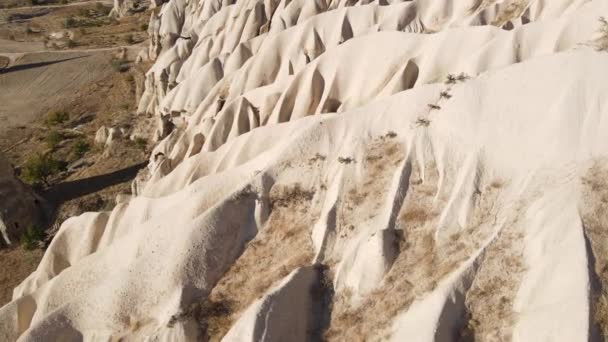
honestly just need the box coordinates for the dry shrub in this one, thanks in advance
[337,137,405,239]
[268,183,315,210]
[462,213,526,341]
[202,183,318,341]
[580,162,608,339]
[325,162,441,341]
[491,0,529,27]
[594,17,608,52]
[326,157,508,340]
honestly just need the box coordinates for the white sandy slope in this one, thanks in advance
[2,0,608,341]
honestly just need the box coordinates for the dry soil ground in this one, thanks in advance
[0,1,151,306]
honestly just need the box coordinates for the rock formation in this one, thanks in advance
[0,154,45,248]
[2,0,608,341]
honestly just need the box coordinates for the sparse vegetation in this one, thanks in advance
[440,91,452,99]
[133,137,147,151]
[309,153,326,163]
[338,157,355,164]
[45,130,64,149]
[46,111,69,126]
[457,72,470,81]
[110,57,130,73]
[446,74,458,84]
[20,153,65,186]
[96,2,110,14]
[124,34,135,45]
[445,72,470,84]
[580,163,608,338]
[385,131,397,138]
[595,17,608,51]
[428,104,441,110]
[20,224,45,250]
[491,0,529,27]
[204,182,317,340]
[71,139,90,159]
[140,23,149,31]
[63,16,77,29]
[415,117,431,127]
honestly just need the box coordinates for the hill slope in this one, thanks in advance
[2,0,608,341]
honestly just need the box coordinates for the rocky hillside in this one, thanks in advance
[2,0,608,341]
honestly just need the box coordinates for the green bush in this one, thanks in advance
[140,23,148,31]
[78,8,90,17]
[64,16,77,28]
[21,154,65,186]
[124,34,135,44]
[72,139,90,159]
[47,111,69,126]
[95,2,111,15]
[21,224,45,250]
[134,137,147,151]
[46,130,64,149]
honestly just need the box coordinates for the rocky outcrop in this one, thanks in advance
[0,154,45,248]
[110,0,152,17]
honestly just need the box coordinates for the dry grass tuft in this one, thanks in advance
[336,138,405,240]
[269,183,315,210]
[200,182,317,340]
[594,17,608,52]
[338,157,355,164]
[491,0,530,27]
[440,91,452,99]
[580,162,608,339]
[326,159,508,340]
[416,117,431,127]
[462,213,526,341]
[309,153,327,163]
[399,206,431,224]
[325,162,442,340]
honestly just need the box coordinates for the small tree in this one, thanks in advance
[21,224,45,250]
[46,130,63,149]
[21,154,64,186]
[64,16,77,28]
[47,111,69,126]
[134,137,147,151]
[72,139,90,159]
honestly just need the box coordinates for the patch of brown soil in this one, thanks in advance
[0,245,43,306]
[0,2,149,50]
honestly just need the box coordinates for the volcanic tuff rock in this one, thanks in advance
[2,0,608,341]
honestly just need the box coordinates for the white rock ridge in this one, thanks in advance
[2,0,608,341]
